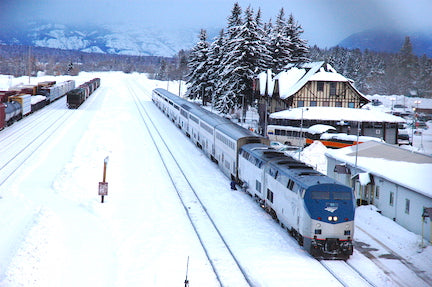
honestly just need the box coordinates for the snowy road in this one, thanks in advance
[0,72,431,286]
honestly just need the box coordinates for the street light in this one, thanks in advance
[298,107,308,160]
[414,100,421,111]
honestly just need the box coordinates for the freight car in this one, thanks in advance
[152,88,355,259]
[66,78,100,109]
[66,88,86,109]
[0,79,79,131]
[39,80,75,103]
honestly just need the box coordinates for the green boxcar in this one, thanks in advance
[66,88,86,109]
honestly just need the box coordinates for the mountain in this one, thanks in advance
[338,29,432,57]
[0,21,217,57]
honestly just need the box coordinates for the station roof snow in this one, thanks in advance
[325,141,432,198]
[270,106,406,123]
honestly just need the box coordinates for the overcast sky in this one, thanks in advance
[2,0,431,47]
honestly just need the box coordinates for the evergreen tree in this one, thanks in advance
[268,8,293,73]
[186,29,209,101]
[255,8,273,71]
[417,54,432,97]
[214,2,243,113]
[155,59,168,80]
[398,36,418,94]
[206,29,225,109]
[215,4,266,115]
[286,13,309,64]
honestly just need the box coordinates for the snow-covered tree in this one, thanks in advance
[215,4,268,115]
[213,2,243,113]
[255,8,273,71]
[268,8,293,73]
[186,29,209,101]
[286,13,309,64]
[206,29,226,108]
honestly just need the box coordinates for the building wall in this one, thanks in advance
[327,157,432,243]
[290,81,364,109]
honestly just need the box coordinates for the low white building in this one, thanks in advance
[269,106,406,144]
[325,141,432,244]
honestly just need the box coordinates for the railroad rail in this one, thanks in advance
[127,82,252,287]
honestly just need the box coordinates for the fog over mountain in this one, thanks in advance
[1,19,431,58]
[338,29,432,57]
[2,0,431,49]
[0,20,219,57]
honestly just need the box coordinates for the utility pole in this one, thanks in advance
[28,46,32,84]
[184,256,190,287]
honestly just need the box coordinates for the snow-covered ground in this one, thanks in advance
[0,72,431,286]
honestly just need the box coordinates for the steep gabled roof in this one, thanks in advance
[274,61,368,103]
[275,61,324,99]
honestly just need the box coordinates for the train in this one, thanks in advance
[0,78,100,130]
[152,88,355,259]
[66,78,100,109]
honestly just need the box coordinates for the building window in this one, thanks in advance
[256,180,262,193]
[348,102,355,108]
[335,101,342,107]
[322,101,329,107]
[317,81,324,91]
[405,199,410,214]
[297,100,304,107]
[330,82,336,96]
[390,192,394,206]
[310,100,317,107]
[375,186,380,199]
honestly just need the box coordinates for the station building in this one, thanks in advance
[325,141,432,244]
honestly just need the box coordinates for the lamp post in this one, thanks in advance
[298,107,308,160]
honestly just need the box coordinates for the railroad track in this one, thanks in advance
[354,225,432,287]
[319,259,376,287]
[127,82,252,287]
[0,100,74,186]
[0,98,67,147]
[0,90,100,187]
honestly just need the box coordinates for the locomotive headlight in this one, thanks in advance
[327,216,338,222]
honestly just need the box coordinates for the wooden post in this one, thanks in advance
[99,156,109,203]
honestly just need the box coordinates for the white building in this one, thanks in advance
[325,141,432,243]
[269,106,406,144]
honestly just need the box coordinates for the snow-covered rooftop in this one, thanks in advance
[326,141,432,198]
[270,106,406,123]
[309,69,349,82]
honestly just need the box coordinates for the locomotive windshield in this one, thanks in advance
[310,191,352,200]
[311,191,330,199]
[333,191,352,200]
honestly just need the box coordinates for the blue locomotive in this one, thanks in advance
[152,88,355,259]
